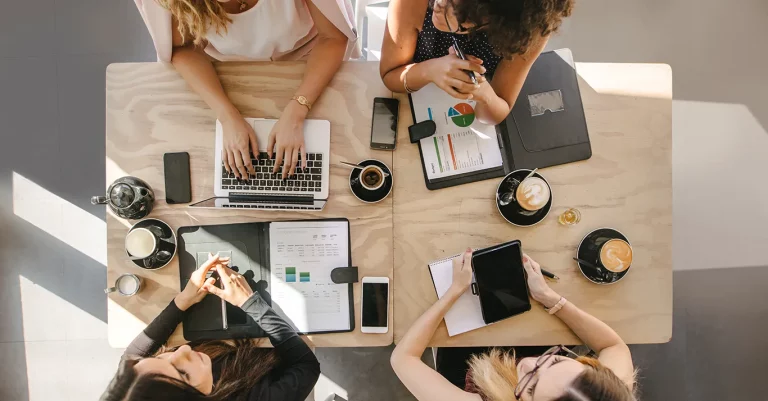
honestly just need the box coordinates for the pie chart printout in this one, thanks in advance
[448,103,475,127]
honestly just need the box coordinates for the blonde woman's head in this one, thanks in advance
[158,0,235,46]
[469,348,636,401]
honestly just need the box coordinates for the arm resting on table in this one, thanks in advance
[241,293,320,401]
[124,299,186,358]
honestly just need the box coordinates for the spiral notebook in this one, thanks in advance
[428,255,487,336]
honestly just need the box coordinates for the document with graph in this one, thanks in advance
[268,220,352,333]
[410,83,504,180]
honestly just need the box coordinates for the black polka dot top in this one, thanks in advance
[413,7,502,77]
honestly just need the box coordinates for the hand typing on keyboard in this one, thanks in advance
[220,113,259,180]
[267,102,309,179]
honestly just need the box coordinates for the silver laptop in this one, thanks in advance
[190,118,331,211]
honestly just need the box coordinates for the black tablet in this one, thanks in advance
[471,240,531,324]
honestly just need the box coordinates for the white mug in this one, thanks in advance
[105,273,142,296]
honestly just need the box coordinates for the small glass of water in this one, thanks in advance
[558,208,581,226]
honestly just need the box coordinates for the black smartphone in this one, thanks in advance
[370,97,399,150]
[471,240,531,325]
[163,152,191,204]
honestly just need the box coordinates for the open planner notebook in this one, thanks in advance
[428,255,488,336]
[178,219,354,341]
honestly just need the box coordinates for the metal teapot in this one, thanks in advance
[91,176,155,220]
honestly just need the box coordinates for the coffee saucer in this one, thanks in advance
[349,159,393,203]
[495,169,552,227]
[576,228,631,285]
[127,218,177,270]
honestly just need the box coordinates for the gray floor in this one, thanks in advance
[1,1,767,400]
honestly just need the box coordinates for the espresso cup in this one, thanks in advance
[358,165,385,191]
[599,239,633,272]
[104,273,142,296]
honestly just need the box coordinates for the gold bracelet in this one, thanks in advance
[403,68,415,94]
[291,95,312,111]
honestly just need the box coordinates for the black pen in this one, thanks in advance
[540,268,560,281]
[450,38,478,85]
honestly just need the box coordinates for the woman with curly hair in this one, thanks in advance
[391,250,637,401]
[380,0,573,125]
[100,254,319,401]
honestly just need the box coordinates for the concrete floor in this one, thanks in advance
[1,0,767,400]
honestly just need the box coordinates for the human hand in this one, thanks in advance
[268,102,308,179]
[448,248,474,296]
[221,112,259,180]
[175,253,230,311]
[522,253,560,308]
[424,47,486,100]
[203,264,254,307]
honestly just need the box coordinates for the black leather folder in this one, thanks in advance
[408,48,591,190]
[177,218,356,341]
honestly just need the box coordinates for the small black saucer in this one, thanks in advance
[495,170,553,227]
[576,228,632,285]
[349,159,393,203]
[127,218,177,270]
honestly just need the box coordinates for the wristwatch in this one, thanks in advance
[291,95,312,111]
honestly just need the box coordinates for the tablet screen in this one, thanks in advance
[472,242,531,324]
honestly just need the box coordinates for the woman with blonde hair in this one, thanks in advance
[134,0,356,179]
[391,250,637,401]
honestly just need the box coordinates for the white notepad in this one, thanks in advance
[429,255,487,336]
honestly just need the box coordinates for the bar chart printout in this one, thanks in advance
[269,221,351,333]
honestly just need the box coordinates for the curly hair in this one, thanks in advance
[445,0,574,59]
[157,0,232,46]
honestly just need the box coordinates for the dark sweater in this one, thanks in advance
[124,293,320,401]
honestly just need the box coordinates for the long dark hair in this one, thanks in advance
[101,339,279,401]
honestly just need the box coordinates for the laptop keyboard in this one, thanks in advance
[220,152,323,193]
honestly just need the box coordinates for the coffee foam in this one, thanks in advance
[126,229,155,258]
[600,240,633,272]
[516,177,550,211]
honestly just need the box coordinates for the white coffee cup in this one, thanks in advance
[125,228,157,259]
[104,273,142,296]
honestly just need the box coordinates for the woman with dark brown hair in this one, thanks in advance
[100,254,319,401]
[391,250,637,401]
[380,0,573,125]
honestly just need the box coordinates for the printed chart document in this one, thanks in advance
[269,221,351,333]
[429,256,486,336]
[411,83,504,180]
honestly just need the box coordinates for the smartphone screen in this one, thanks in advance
[164,152,191,204]
[362,282,389,328]
[472,242,531,324]
[370,98,399,150]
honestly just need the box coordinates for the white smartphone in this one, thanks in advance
[361,276,390,334]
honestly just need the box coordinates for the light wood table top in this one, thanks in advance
[106,61,393,348]
[393,63,673,346]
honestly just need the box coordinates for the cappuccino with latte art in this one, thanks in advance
[515,177,551,211]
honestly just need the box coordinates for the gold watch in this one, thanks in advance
[291,95,312,111]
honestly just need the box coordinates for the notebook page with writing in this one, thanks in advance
[429,256,487,336]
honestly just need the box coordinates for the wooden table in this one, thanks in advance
[106,62,393,348]
[393,63,673,346]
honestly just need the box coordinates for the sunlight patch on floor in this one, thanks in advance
[13,171,107,265]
